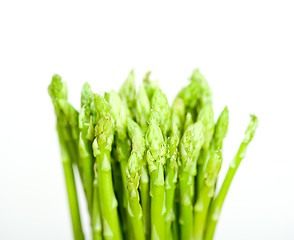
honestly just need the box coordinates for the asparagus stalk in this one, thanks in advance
[119,70,136,118]
[146,117,167,240]
[190,69,212,114]
[126,152,145,240]
[135,84,151,134]
[92,94,122,240]
[205,115,258,240]
[143,71,159,100]
[78,83,95,215]
[105,90,131,212]
[126,120,146,240]
[209,106,229,153]
[127,115,151,239]
[195,104,215,199]
[170,97,185,240]
[165,123,180,240]
[193,149,223,240]
[79,83,102,240]
[179,122,204,240]
[170,97,185,135]
[48,75,84,240]
[92,165,103,240]
[184,112,193,132]
[151,88,171,137]
[174,80,200,118]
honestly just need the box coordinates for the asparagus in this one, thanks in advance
[209,106,229,153]
[129,108,151,240]
[143,71,159,100]
[170,97,185,240]
[170,97,185,135]
[196,104,215,199]
[165,123,180,240]
[48,75,84,240]
[184,112,193,132]
[193,149,223,240]
[146,117,167,240]
[205,115,258,240]
[151,88,171,137]
[92,94,122,240]
[126,119,146,240]
[78,83,95,215]
[119,70,136,118]
[92,165,103,240]
[175,80,200,116]
[190,69,212,114]
[79,83,102,240]
[135,84,151,134]
[49,69,258,240]
[179,122,204,240]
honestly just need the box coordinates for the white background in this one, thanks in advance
[0,1,293,239]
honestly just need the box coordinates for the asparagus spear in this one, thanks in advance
[92,164,103,240]
[78,83,95,215]
[127,118,151,239]
[174,79,201,121]
[119,70,136,118]
[170,97,185,240]
[135,84,151,134]
[165,122,180,240]
[151,88,171,137]
[193,149,223,240]
[146,117,167,240]
[105,90,132,239]
[179,122,204,240]
[170,97,185,135]
[209,106,229,153]
[92,94,122,240]
[143,71,159,100]
[184,112,193,132]
[205,115,258,240]
[190,69,212,114]
[126,120,146,240]
[195,104,215,199]
[48,75,84,240]
[79,83,103,240]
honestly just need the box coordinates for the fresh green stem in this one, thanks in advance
[165,123,180,240]
[140,164,151,240]
[179,171,193,240]
[93,139,122,240]
[92,167,103,240]
[165,166,177,239]
[78,130,94,215]
[205,115,258,240]
[128,192,145,240]
[193,184,211,240]
[150,164,166,240]
[126,151,145,240]
[195,150,208,202]
[58,125,84,240]
[171,209,179,240]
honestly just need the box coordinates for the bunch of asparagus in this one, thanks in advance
[48,69,258,240]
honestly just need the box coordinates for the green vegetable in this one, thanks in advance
[165,123,180,239]
[146,117,166,240]
[179,122,204,240]
[126,119,146,239]
[193,149,223,240]
[48,75,84,240]
[205,115,258,240]
[92,94,122,240]
[49,70,258,240]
